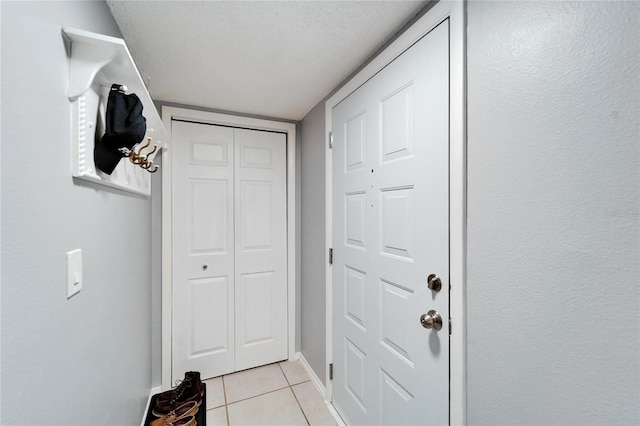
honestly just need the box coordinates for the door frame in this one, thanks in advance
[160,106,297,391]
[324,1,466,424]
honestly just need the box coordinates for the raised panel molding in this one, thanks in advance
[380,369,413,426]
[380,83,414,163]
[345,338,367,411]
[189,179,229,253]
[380,279,414,367]
[345,192,366,249]
[190,140,228,166]
[345,266,366,330]
[238,271,276,346]
[239,180,274,251]
[188,277,230,356]
[380,186,415,260]
[346,112,366,172]
[240,145,273,169]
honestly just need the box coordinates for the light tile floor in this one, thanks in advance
[203,360,338,426]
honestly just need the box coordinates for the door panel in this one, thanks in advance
[238,271,275,345]
[190,179,229,252]
[188,277,230,355]
[172,122,287,381]
[234,128,288,371]
[238,180,273,250]
[172,121,235,381]
[332,19,450,425]
[380,84,414,163]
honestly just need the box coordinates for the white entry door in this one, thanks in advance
[172,120,287,382]
[332,20,450,425]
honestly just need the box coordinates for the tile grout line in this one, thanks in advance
[224,363,299,405]
[289,382,311,426]
[279,362,311,426]
[226,384,292,405]
[278,362,293,386]
[223,378,311,407]
[222,375,230,426]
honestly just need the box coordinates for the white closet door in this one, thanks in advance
[172,121,288,381]
[332,20,450,425]
[172,120,235,381]
[234,128,288,370]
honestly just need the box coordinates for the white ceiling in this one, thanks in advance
[106,1,428,121]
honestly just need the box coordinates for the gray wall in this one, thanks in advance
[151,155,163,387]
[465,1,639,424]
[299,1,640,423]
[1,2,153,424]
[295,122,303,354]
[300,101,327,384]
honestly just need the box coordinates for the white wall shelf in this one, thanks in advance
[62,27,168,196]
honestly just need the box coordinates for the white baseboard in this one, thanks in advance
[297,352,347,426]
[296,352,326,399]
[326,402,347,426]
[141,386,161,426]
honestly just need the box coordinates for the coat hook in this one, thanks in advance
[129,150,143,165]
[135,138,151,156]
[143,144,158,157]
[122,137,159,173]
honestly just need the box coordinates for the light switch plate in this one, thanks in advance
[66,249,82,298]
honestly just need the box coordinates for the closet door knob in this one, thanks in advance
[202,264,208,271]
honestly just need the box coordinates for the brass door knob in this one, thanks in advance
[420,310,443,331]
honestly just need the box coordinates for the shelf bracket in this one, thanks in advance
[62,28,120,100]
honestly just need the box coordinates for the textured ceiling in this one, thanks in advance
[107,1,427,121]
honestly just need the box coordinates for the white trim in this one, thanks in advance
[297,352,346,426]
[324,1,466,424]
[297,352,326,400]
[448,2,467,425]
[324,123,334,400]
[161,106,297,391]
[326,402,348,426]
[140,386,162,426]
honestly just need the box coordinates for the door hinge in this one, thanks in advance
[328,131,334,149]
[329,248,333,265]
[449,318,452,336]
[329,363,334,380]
